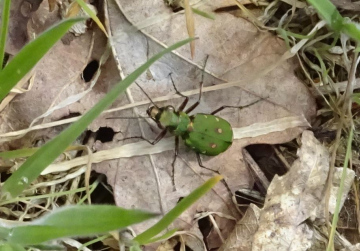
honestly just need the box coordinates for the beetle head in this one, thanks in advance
[147,105,176,129]
[147,106,160,120]
[147,106,175,119]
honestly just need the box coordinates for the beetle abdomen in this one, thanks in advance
[184,114,233,156]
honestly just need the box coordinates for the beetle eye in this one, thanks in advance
[167,106,175,112]
[148,106,159,118]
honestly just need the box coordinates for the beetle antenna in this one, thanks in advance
[136,83,159,108]
[201,55,209,83]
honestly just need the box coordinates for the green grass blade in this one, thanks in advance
[74,0,108,36]
[277,28,290,49]
[5,205,157,245]
[342,18,360,41]
[0,186,90,206]
[0,225,10,238]
[0,0,11,68]
[1,38,194,199]
[0,148,38,159]
[352,93,360,105]
[27,244,64,250]
[146,228,178,243]
[0,145,82,159]
[0,243,26,251]
[134,176,222,245]
[130,244,142,251]
[79,235,109,250]
[307,0,343,32]
[327,127,354,250]
[191,8,215,20]
[307,0,360,42]
[0,18,84,102]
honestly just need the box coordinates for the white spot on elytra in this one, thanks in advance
[204,115,208,118]
[202,150,206,154]
[215,118,219,122]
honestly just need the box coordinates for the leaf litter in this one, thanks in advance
[3,0,349,250]
[88,0,315,245]
[220,131,355,251]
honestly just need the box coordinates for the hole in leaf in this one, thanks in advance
[60,112,82,120]
[95,127,115,143]
[89,171,115,205]
[214,5,239,13]
[82,59,99,82]
[245,144,287,181]
[234,188,264,208]
[198,215,212,248]
[0,172,12,183]
[174,241,193,251]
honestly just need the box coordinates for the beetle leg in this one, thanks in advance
[171,136,180,188]
[178,96,189,112]
[169,73,187,98]
[196,153,220,174]
[152,128,168,144]
[185,56,209,114]
[169,73,189,112]
[184,80,203,113]
[116,128,167,145]
[210,99,263,115]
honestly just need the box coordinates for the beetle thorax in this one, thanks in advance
[147,105,190,133]
[159,106,178,128]
[147,105,176,128]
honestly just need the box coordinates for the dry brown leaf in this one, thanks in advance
[249,131,355,250]
[219,131,356,250]
[84,0,317,244]
[316,166,355,219]
[219,204,261,251]
[5,0,42,55]
[0,68,35,113]
[156,238,178,251]
[0,0,107,151]
[65,1,82,18]
[62,0,98,36]
[252,130,328,250]
[1,0,317,247]
[330,0,360,11]
[48,0,57,12]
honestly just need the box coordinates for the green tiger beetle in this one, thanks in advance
[109,72,262,187]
